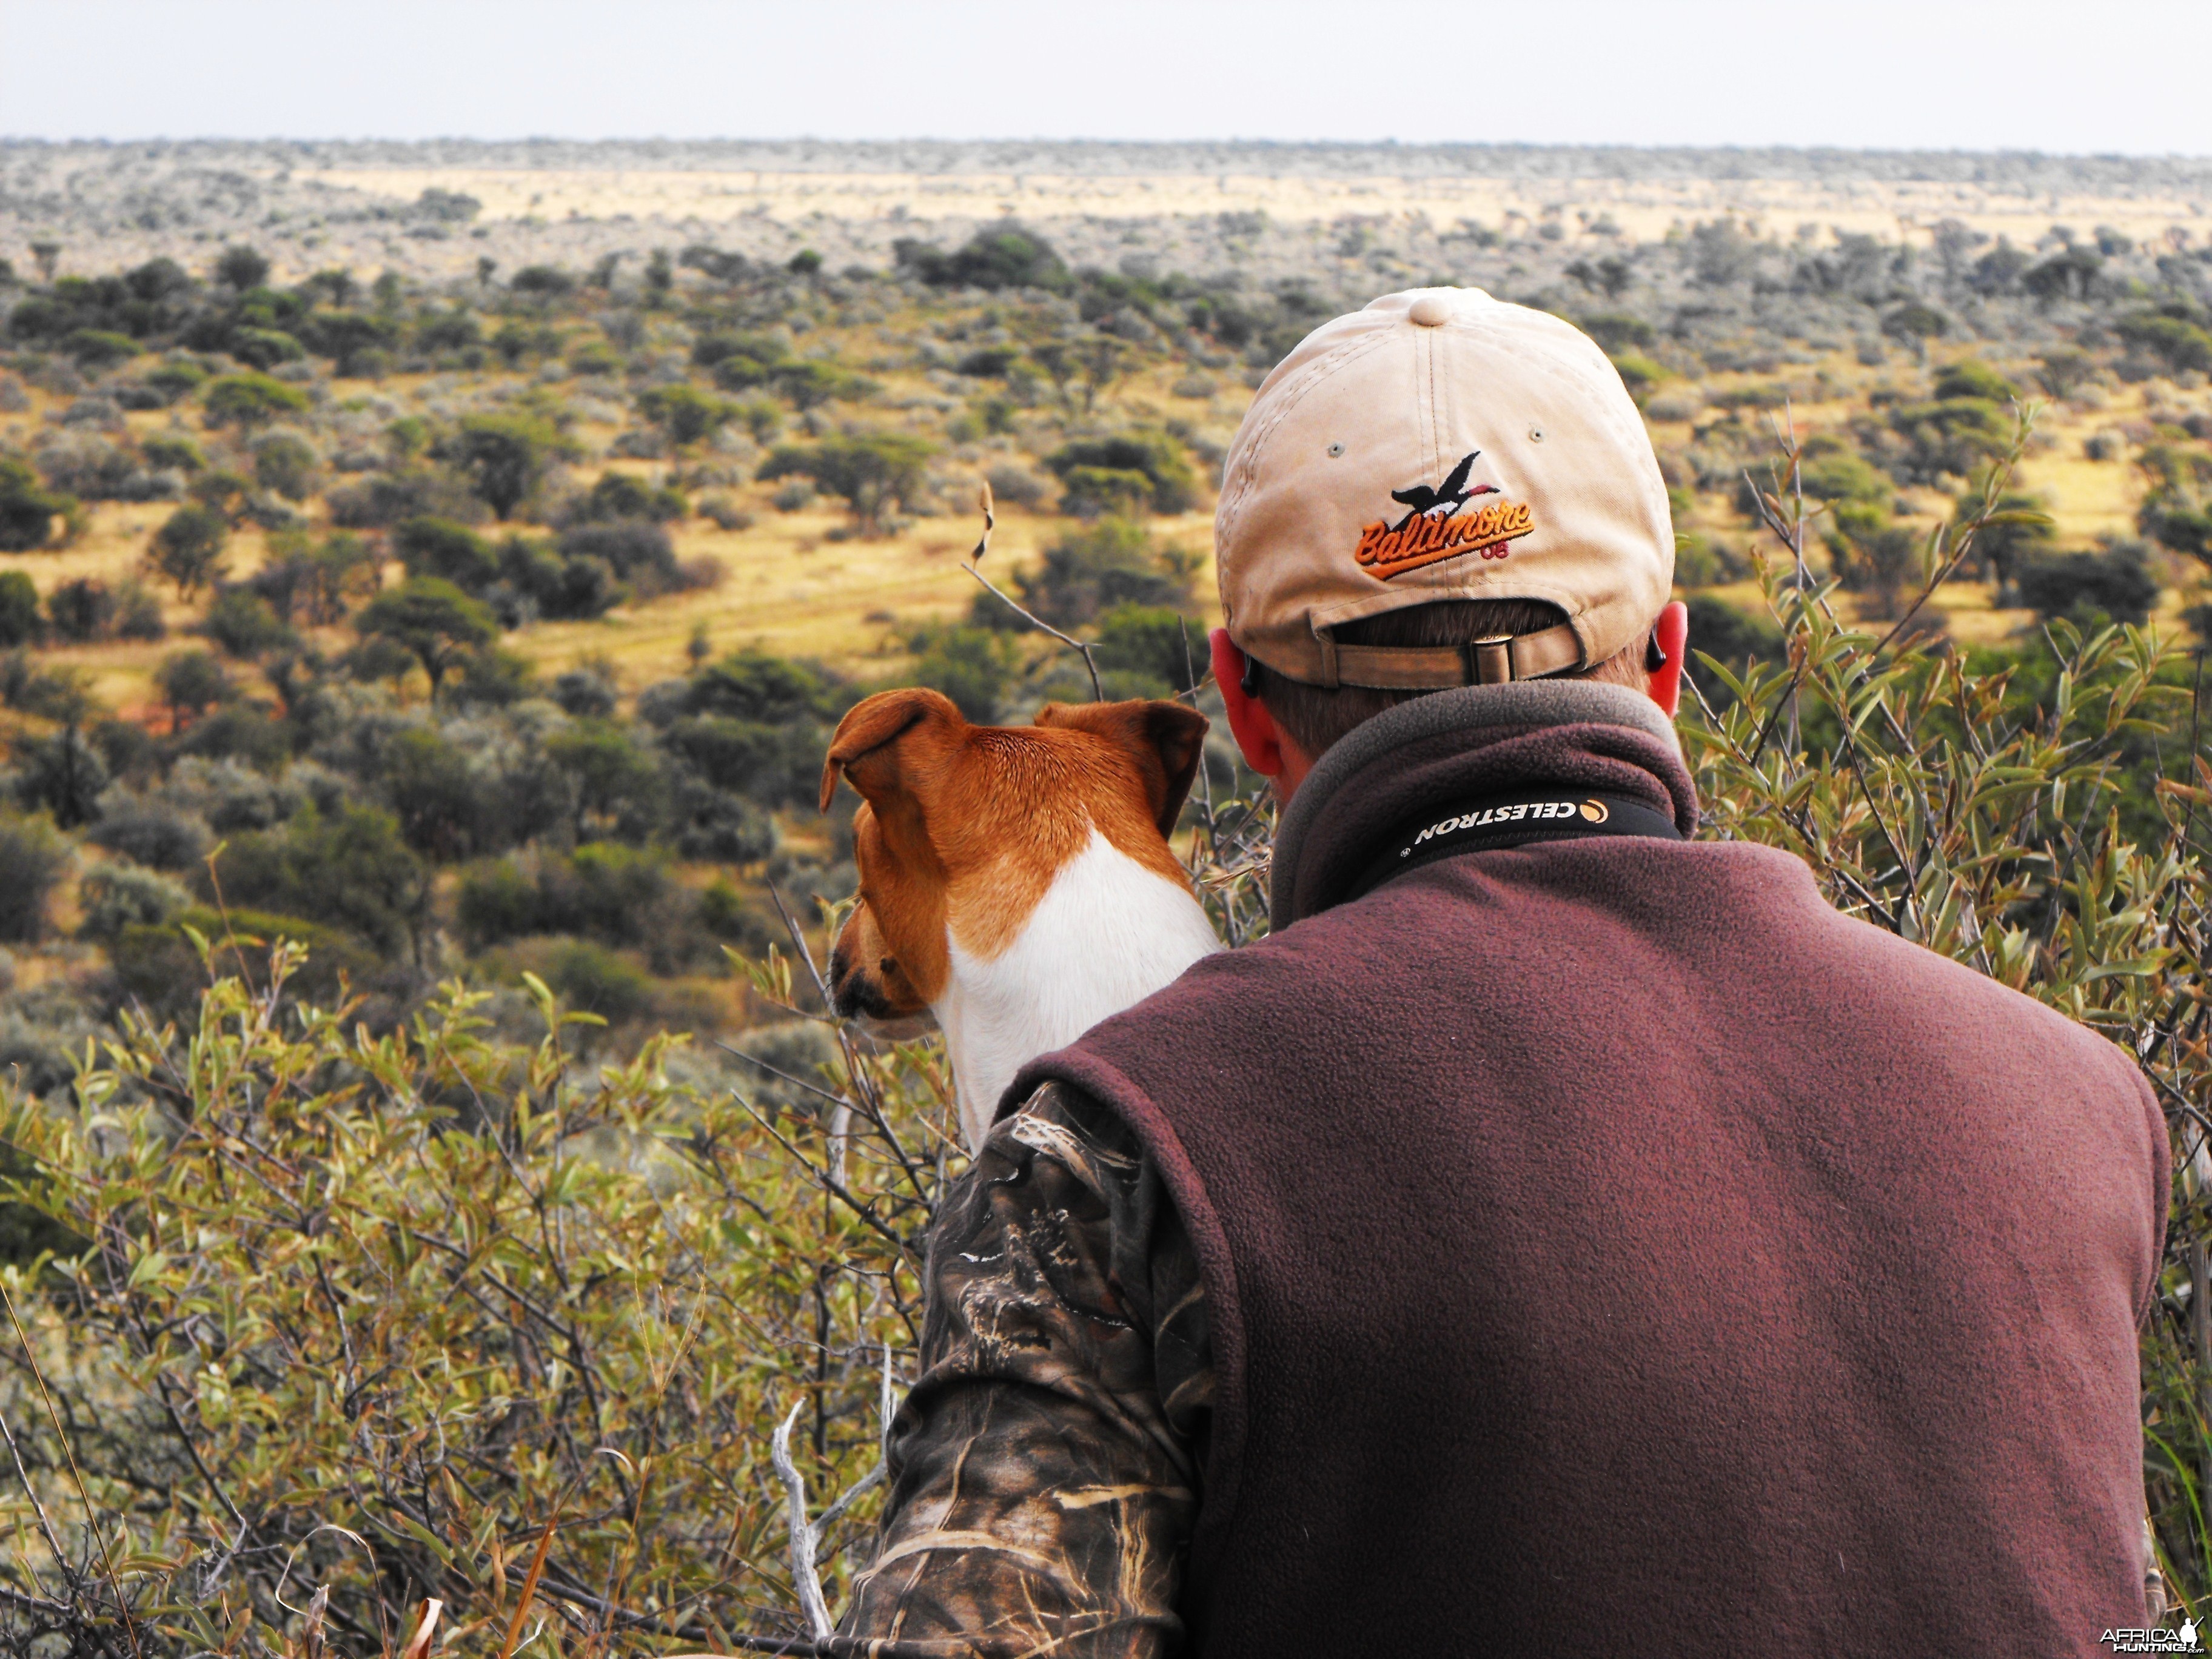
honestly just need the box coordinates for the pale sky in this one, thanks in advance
[1,0,2205,155]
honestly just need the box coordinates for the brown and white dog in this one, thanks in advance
[819,687,1223,1152]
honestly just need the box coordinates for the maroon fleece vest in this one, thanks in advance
[1012,712,2167,1659]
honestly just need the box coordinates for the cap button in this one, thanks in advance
[1407,295,1454,327]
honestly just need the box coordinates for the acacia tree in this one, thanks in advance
[637,384,739,449]
[147,504,229,598]
[756,434,936,533]
[454,412,574,519]
[355,577,497,699]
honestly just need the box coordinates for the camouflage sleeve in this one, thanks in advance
[836,1081,1213,1658]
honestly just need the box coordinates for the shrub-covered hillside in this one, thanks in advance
[3,185,2212,1649]
[0,203,2207,1078]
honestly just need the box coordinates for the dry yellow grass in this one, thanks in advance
[509,504,1220,691]
[2,337,2193,715]
[290,165,2212,252]
[0,501,280,713]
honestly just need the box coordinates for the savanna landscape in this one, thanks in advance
[3,139,2212,1655]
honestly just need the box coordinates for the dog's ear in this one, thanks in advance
[1035,699,1210,835]
[820,688,966,814]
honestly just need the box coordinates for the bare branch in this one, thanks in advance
[959,482,1105,700]
[771,1400,834,1641]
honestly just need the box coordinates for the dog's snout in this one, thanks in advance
[827,943,863,1017]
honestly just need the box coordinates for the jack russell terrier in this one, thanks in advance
[819,686,1224,1152]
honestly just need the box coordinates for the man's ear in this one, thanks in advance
[1210,628,1292,780]
[1034,699,1210,835]
[819,687,966,814]
[1647,600,1689,720]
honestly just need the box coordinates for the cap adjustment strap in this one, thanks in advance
[1324,618,1585,690]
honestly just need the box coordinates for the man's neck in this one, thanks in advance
[1268,679,1695,929]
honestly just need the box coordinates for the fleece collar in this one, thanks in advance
[1268,680,1699,930]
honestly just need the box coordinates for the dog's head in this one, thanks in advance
[819,688,1209,1022]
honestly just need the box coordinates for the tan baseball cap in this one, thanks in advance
[1215,286,1673,689]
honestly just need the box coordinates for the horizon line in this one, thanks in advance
[2,135,2210,164]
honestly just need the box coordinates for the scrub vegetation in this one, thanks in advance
[3,157,2212,1651]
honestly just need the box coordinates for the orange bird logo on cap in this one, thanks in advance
[1354,450,1537,581]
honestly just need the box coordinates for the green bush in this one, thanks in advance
[1885,395,2016,484]
[374,725,493,860]
[454,411,574,519]
[2014,545,2162,626]
[455,842,697,964]
[0,960,936,1652]
[75,862,190,940]
[1797,438,1891,506]
[230,326,304,370]
[201,371,309,428]
[1578,312,1653,352]
[2117,312,2212,376]
[326,466,484,529]
[140,431,205,473]
[1932,358,2018,401]
[903,623,1014,721]
[213,244,270,289]
[12,726,108,826]
[1610,354,1669,404]
[555,521,682,594]
[897,220,1070,292]
[510,263,575,299]
[0,570,40,645]
[200,587,295,657]
[545,720,662,841]
[1042,429,1197,515]
[449,642,538,709]
[771,358,877,411]
[202,803,427,960]
[1092,603,1205,695]
[112,578,164,640]
[0,454,81,552]
[63,327,138,368]
[453,855,543,950]
[143,358,207,403]
[250,429,320,500]
[148,503,229,597]
[996,517,1196,631]
[154,647,233,720]
[392,514,498,588]
[108,905,375,1019]
[637,383,739,448]
[87,797,212,870]
[694,329,788,381]
[0,812,68,941]
[540,937,655,1024]
[573,468,687,524]
[756,434,935,532]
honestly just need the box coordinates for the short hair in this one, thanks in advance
[1252,599,1649,762]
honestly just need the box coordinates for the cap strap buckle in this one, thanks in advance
[1321,619,1586,690]
[1468,636,1515,685]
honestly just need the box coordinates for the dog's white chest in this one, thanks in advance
[934,830,1222,1152]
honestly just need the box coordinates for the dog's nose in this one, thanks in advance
[826,946,862,1018]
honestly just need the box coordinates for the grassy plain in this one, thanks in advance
[0,357,2180,706]
[0,189,2206,1075]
